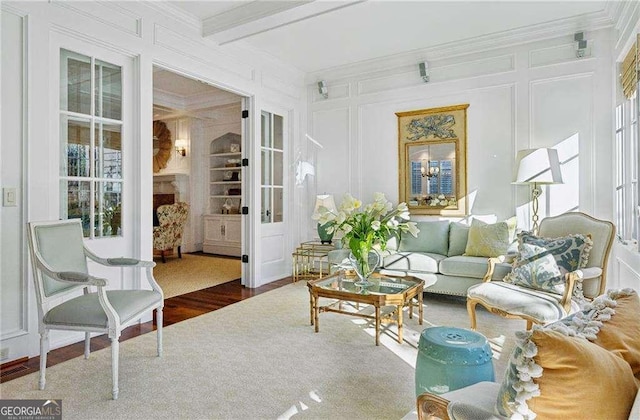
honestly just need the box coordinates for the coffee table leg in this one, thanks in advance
[314,295,320,333]
[375,306,381,346]
[397,304,404,343]
[309,293,314,326]
[418,289,424,325]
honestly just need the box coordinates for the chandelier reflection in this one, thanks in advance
[421,160,439,178]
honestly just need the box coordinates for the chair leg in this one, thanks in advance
[156,307,163,357]
[161,250,166,263]
[111,338,119,400]
[467,299,478,330]
[39,330,49,390]
[178,245,182,259]
[84,332,91,359]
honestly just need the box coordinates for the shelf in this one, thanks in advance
[210,152,241,157]
[211,181,241,185]
[211,167,241,171]
[210,195,241,198]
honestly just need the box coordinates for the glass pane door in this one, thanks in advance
[261,111,284,224]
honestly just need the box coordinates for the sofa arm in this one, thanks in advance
[417,392,450,420]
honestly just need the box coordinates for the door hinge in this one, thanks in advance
[241,206,249,215]
[241,254,249,263]
[242,158,249,167]
[241,110,249,119]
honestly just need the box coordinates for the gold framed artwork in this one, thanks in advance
[396,104,469,216]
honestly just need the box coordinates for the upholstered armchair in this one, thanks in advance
[466,212,615,330]
[27,219,164,400]
[153,202,189,263]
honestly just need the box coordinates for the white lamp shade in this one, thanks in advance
[312,194,337,219]
[175,139,188,149]
[513,148,563,185]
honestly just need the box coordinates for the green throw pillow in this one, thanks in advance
[463,219,510,257]
[399,220,450,255]
[447,222,470,256]
[504,242,565,295]
[518,232,592,275]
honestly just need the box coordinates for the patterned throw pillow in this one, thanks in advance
[518,231,592,275]
[503,242,565,294]
[463,219,510,257]
[496,293,639,420]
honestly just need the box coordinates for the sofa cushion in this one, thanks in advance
[399,221,450,255]
[503,242,565,295]
[448,222,470,257]
[439,256,511,280]
[496,326,638,419]
[383,252,445,273]
[464,219,509,258]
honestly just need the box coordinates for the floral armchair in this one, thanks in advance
[153,202,189,263]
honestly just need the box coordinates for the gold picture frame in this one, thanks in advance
[396,104,469,216]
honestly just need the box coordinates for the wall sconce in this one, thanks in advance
[419,61,429,83]
[175,139,188,157]
[421,160,439,178]
[575,32,588,58]
[317,80,328,99]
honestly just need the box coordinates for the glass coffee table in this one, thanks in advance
[307,272,424,346]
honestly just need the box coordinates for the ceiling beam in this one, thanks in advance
[203,0,364,45]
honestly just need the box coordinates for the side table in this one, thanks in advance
[292,241,335,282]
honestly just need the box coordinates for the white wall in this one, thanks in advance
[306,28,616,242]
[0,1,304,362]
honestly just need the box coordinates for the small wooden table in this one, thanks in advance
[307,272,424,346]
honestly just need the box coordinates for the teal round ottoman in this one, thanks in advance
[415,326,494,396]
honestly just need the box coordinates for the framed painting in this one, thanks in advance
[396,104,469,216]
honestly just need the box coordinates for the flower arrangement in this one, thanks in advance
[315,192,419,281]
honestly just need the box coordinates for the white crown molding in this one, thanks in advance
[305,9,616,84]
[142,0,202,32]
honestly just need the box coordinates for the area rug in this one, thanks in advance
[0,282,523,419]
[153,253,241,298]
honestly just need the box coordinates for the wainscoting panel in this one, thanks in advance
[312,107,352,199]
[312,82,350,103]
[529,73,594,216]
[529,41,593,68]
[52,1,142,37]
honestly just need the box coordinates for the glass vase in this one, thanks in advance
[348,250,380,288]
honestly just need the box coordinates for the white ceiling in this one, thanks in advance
[167,0,611,73]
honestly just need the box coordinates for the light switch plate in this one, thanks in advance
[3,187,17,207]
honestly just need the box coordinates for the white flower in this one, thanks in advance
[342,224,353,234]
[371,220,381,231]
[397,202,408,212]
[406,222,419,237]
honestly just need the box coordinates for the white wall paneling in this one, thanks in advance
[1,8,29,363]
[308,28,614,231]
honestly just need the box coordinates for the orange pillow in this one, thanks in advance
[529,329,637,419]
[591,290,640,380]
[497,327,638,419]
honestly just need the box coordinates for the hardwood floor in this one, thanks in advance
[0,277,293,384]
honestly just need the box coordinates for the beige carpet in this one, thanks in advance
[0,282,523,419]
[153,253,241,298]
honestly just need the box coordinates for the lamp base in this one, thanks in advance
[317,223,334,244]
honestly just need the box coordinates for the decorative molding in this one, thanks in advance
[355,54,515,96]
[141,0,202,31]
[51,0,142,38]
[529,41,594,68]
[305,10,614,84]
[612,0,640,54]
[153,24,255,82]
[311,82,350,102]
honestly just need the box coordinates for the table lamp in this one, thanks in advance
[513,148,563,234]
[312,194,337,244]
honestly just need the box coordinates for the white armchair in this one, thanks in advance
[27,219,164,400]
[466,212,615,330]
